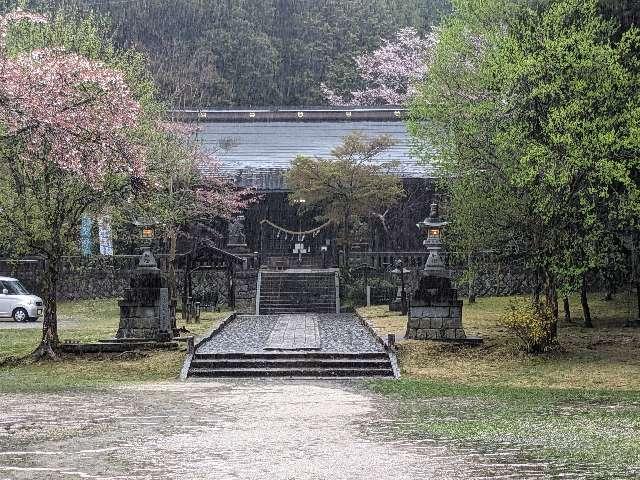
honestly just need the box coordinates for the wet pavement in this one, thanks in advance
[0,380,622,480]
[199,314,385,354]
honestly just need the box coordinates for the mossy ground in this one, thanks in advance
[0,299,228,392]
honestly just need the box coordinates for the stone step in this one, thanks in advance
[260,285,334,289]
[259,299,335,305]
[260,285,334,288]
[188,367,394,378]
[259,292,335,297]
[194,352,389,360]
[259,308,336,314]
[261,274,334,278]
[258,305,336,311]
[190,358,391,369]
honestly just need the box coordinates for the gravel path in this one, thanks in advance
[0,381,587,480]
[198,313,385,354]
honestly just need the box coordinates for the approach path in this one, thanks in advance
[0,380,574,479]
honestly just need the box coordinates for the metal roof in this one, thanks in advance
[170,106,406,123]
[199,120,431,177]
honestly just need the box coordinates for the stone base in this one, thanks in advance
[116,300,172,342]
[405,300,470,341]
[61,340,179,354]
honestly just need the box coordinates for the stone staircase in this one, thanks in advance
[257,269,338,315]
[187,351,394,378]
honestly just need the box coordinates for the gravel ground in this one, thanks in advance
[0,381,609,480]
[198,314,385,353]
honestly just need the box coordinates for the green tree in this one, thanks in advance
[286,132,404,266]
[410,0,640,339]
[0,9,161,357]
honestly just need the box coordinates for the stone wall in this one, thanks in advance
[0,257,257,311]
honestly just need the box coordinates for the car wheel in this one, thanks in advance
[12,308,28,322]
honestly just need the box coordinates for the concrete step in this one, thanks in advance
[260,286,334,290]
[259,292,334,296]
[188,367,394,378]
[193,352,389,360]
[258,302,335,307]
[190,358,391,369]
[259,308,336,314]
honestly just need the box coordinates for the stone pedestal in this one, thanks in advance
[405,275,469,342]
[406,300,466,340]
[116,249,175,341]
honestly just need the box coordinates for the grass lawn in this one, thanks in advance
[0,299,228,392]
[359,293,640,474]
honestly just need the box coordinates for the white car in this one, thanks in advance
[0,276,43,322]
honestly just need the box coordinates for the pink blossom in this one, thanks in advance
[0,48,144,187]
[157,120,200,137]
[323,28,438,106]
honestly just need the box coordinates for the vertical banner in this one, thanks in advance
[80,215,93,256]
[98,215,114,256]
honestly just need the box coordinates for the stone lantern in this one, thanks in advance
[417,202,448,274]
[405,202,480,343]
[116,247,175,341]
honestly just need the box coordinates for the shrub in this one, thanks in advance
[500,298,556,353]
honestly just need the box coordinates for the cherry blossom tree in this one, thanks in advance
[0,11,146,358]
[322,27,438,106]
[135,121,255,313]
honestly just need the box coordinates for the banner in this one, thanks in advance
[98,215,114,256]
[80,215,93,256]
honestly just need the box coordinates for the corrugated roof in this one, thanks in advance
[198,121,431,177]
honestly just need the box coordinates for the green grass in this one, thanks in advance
[359,293,640,475]
[359,293,640,390]
[0,299,228,392]
[366,379,640,474]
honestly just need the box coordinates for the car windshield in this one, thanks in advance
[2,280,29,295]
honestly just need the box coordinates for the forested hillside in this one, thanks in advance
[2,0,636,107]
[24,0,448,107]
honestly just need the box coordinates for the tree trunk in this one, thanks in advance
[636,278,640,322]
[342,212,351,268]
[166,229,181,319]
[32,258,60,360]
[532,268,542,306]
[563,296,571,323]
[544,272,558,340]
[582,274,593,328]
[468,252,476,303]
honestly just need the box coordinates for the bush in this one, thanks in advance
[500,298,556,353]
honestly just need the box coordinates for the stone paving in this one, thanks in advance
[199,313,385,354]
[265,314,321,350]
[0,381,610,480]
